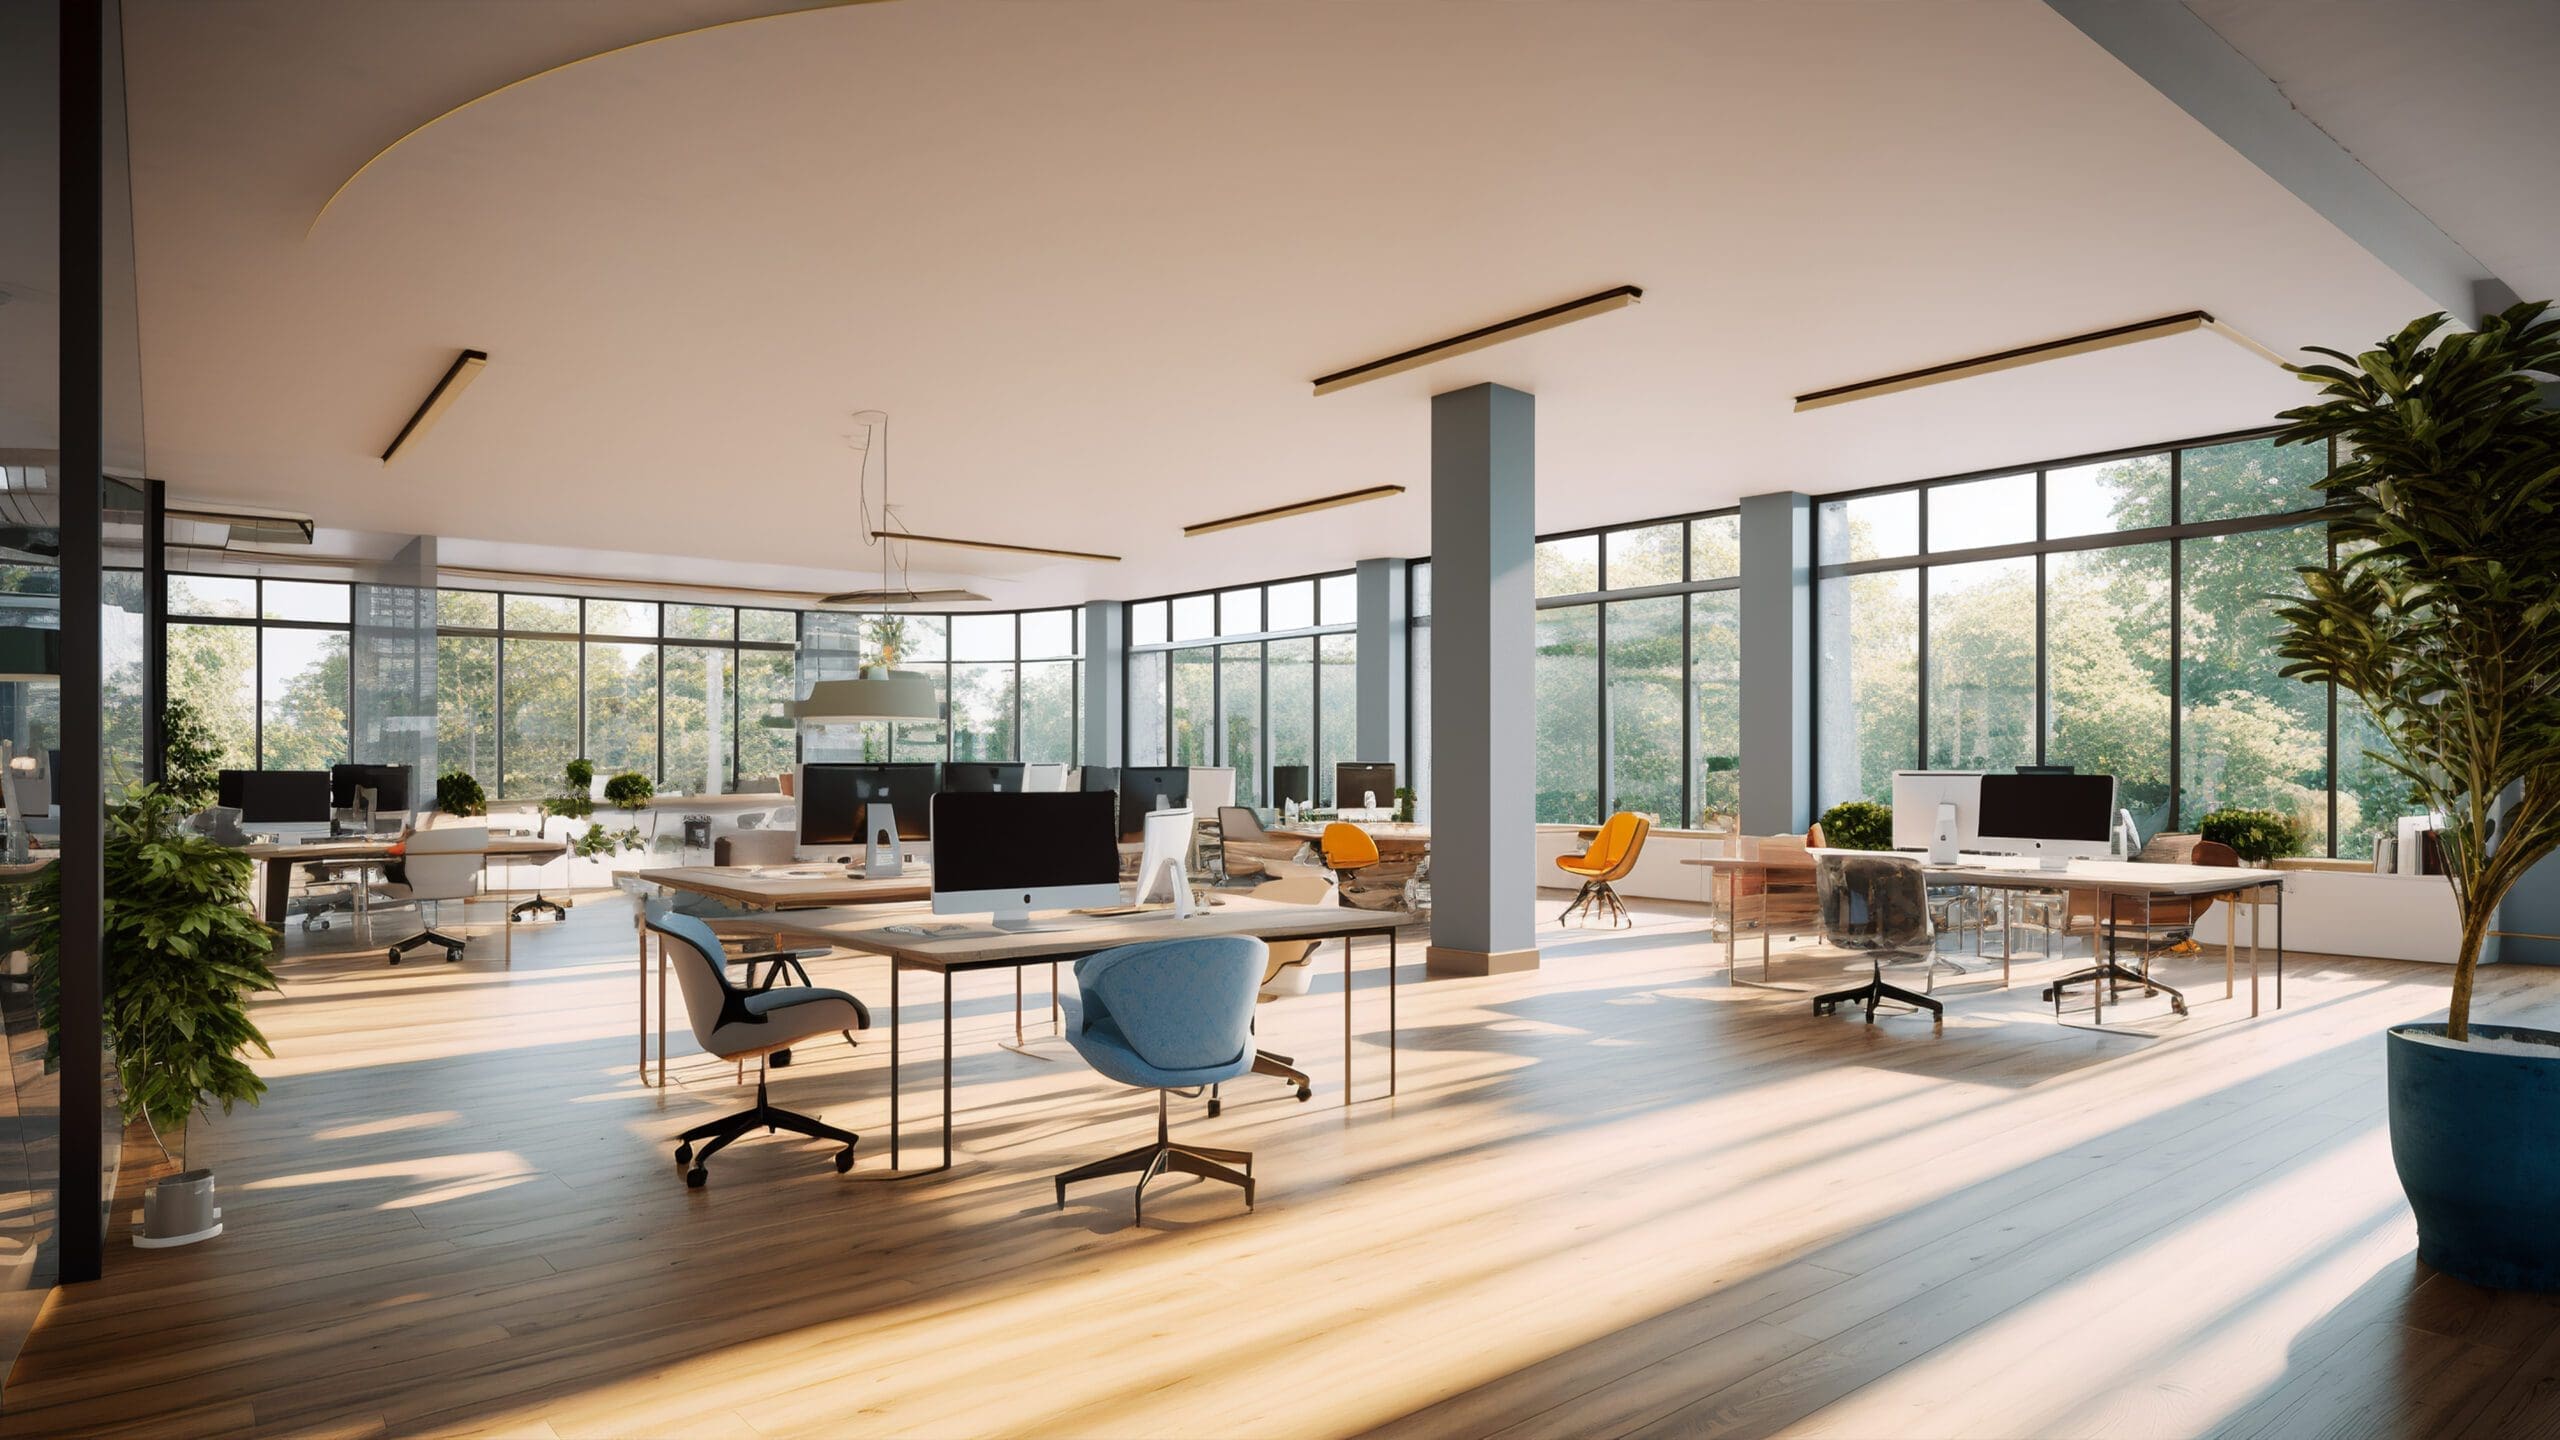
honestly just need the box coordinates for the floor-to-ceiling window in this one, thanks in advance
[797,607,1084,770]
[165,575,350,774]
[1811,430,2384,856]
[1126,573,1357,803]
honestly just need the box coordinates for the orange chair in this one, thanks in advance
[1318,822,1380,895]
[1557,812,1652,928]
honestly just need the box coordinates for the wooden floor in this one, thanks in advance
[6,891,2559,1438]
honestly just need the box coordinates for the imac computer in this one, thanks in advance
[1977,772,2119,870]
[223,769,334,828]
[1020,763,1068,793]
[1270,764,1312,810]
[331,762,414,831]
[930,791,1123,926]
[1130,806,1197,916]
[1889,771,1981,862]
[1117,767,1189,842]
[1335,762,1396,812]
[797,763,937,850]
[941,763,1026,794]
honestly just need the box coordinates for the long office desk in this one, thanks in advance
[1684,852,2285,1025]
[1266,821,1431,854]
[627,865,933,1086]
[743,897,1406,1175]
[240,834,567,927]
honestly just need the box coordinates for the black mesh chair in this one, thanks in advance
[1813,853,1944,1026]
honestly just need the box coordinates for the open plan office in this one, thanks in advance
[8,1,2560,1435]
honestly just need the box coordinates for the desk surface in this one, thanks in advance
[1686,851,2280,894]
[750,895,1403,969]
[1268,822,1430,844]
[239,834,565,862]
[634,864,930,909]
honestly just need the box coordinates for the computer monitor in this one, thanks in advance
[1335,762,1395,810]
[1977,772,2119,870]
[930,791,1123,925]
[1186,767,1235,815]
[2014,764,2077,775]
[1078,765,1119,793]
[231,769,333,826]
[1117,767,1188,841]
[331,762,413,813]
[798,763,938,846]
[1270,764,1312,808]
[940,762,1026,794]
[1889,770,1982,861]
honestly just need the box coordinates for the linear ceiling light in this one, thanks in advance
[1313,285,1643,397]
[818,587,991,606]
[865,530,1118,564]
[1791,311,2285,412]
[1183,484,1407,537]
[380,349,488,463]
[164,504,315,545]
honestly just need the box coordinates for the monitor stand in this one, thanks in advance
[2034,845,2071,873]
[863,804,903,877]
[1928,801,1959,865]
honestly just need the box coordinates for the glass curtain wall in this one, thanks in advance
[1813,431,2386,856]
[797,608,1083,769]
[1127,573,1356,804]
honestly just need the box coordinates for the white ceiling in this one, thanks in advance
[121,0,2445,609]
[2185,0,2560,311]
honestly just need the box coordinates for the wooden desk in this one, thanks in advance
[627,865,932,1085]
[749,897,1407,1174]
[1684,852,2286,1026]
[1267,821,1431,853]
[240,834,566,927]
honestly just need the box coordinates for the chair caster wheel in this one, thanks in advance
[445,947,464,963]
[1208,1098,1222,1118]
[675,1142,693,1165]
[1295,1084,1312,1102]
[388,949,402,965]
[686,1166,708,1188]
[834,1148,855,1174]
[771,1048,792,1068]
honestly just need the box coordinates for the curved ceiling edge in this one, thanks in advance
[305,0,886,238]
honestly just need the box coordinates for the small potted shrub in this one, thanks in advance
[2272,300,2560,1289]
[1818,800,1893,852]
[2196,808,2305,865]
[434,770,488,819]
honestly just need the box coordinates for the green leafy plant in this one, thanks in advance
[571,822,643,859]
[2271,299,2560,1042]
[602,771,655,811]
[25,784,280,1153]
[435,770,488,818]
[541,758,596,821]
[1393,786,1416,824]
[1819,800,1893,851]
[160,695,223,812]
[2198,807,2306,865]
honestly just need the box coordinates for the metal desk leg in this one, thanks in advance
[1724,874,1739,983]
[657,940,667,1088]
[2250,885,2263,1017]
[1344,930,1354,1102]
[889,959,901,1168]
[2227,891,2237,1000]
[2276,882,2285,1009]
[941,970,954,1170]
[1388,927,1397,1098]
[637,918,649,1083]
[1051,960,1061,1032]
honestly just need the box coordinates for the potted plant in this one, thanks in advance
[2196,807,2306,866]
[1392,786,1417,824]
[2272,298,2560,1289]
[1818,800,1893,852]
[434,769,488,819]
[26,783,280,1246]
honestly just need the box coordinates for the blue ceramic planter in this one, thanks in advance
[2387,1022,2560,1292]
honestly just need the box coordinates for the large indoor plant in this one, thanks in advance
[2271,298,2560,1288]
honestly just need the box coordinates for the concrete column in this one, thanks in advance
[1080,601,1124,770]
[1739,492,1811,834]
[1354,557,1408,776]
[353,534,437,782]
[1427,384,1539,975]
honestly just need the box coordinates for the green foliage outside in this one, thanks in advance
[434,770,487,817]
[2198,808,2306,864]
[2271,300,2560,1042]
[160,695,223,811]
[1819,800,1894,851]
[25,784,280,1144]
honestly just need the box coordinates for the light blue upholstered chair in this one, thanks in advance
[1057,935,1264,1224]
[647,911,869,1187]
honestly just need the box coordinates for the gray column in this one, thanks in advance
[1427,384,1539,975]
[353,534,437,785]
[1354,557,1408,774]
[1080,601,1124,770]
[1739,492,1811,835]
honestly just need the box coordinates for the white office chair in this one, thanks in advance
[372,824,496,965]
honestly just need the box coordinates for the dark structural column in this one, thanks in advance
[141,478,164,782]
[1426,384,1538,975]
[58,0,106,1284]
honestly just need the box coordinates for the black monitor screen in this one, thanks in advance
[331,763,413,812]
[800,763,938,845]
[1977,773,2115,842]
[1116,767,1188,841]
[1336,762,1396,807]
[1270,764,1311,807]
[218,768,250,810]
[1078,766,1118,793]
[236,770,334,825]
[930,792,1120,896]
[941,763,1026,795]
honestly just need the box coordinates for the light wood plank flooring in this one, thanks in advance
[5,892,2558,1438]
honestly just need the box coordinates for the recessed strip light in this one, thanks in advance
[1183,484,1408,538]
[380,349,488,463]
[1313,285,1644,397]
[866,530,1118,564]
[1791,311,2285,412]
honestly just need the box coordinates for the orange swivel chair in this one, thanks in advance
[1557,812,1652,928]
[1319,822,1380,898]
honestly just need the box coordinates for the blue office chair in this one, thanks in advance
[647,911,869,1187]
[1057,935,1264,1224]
